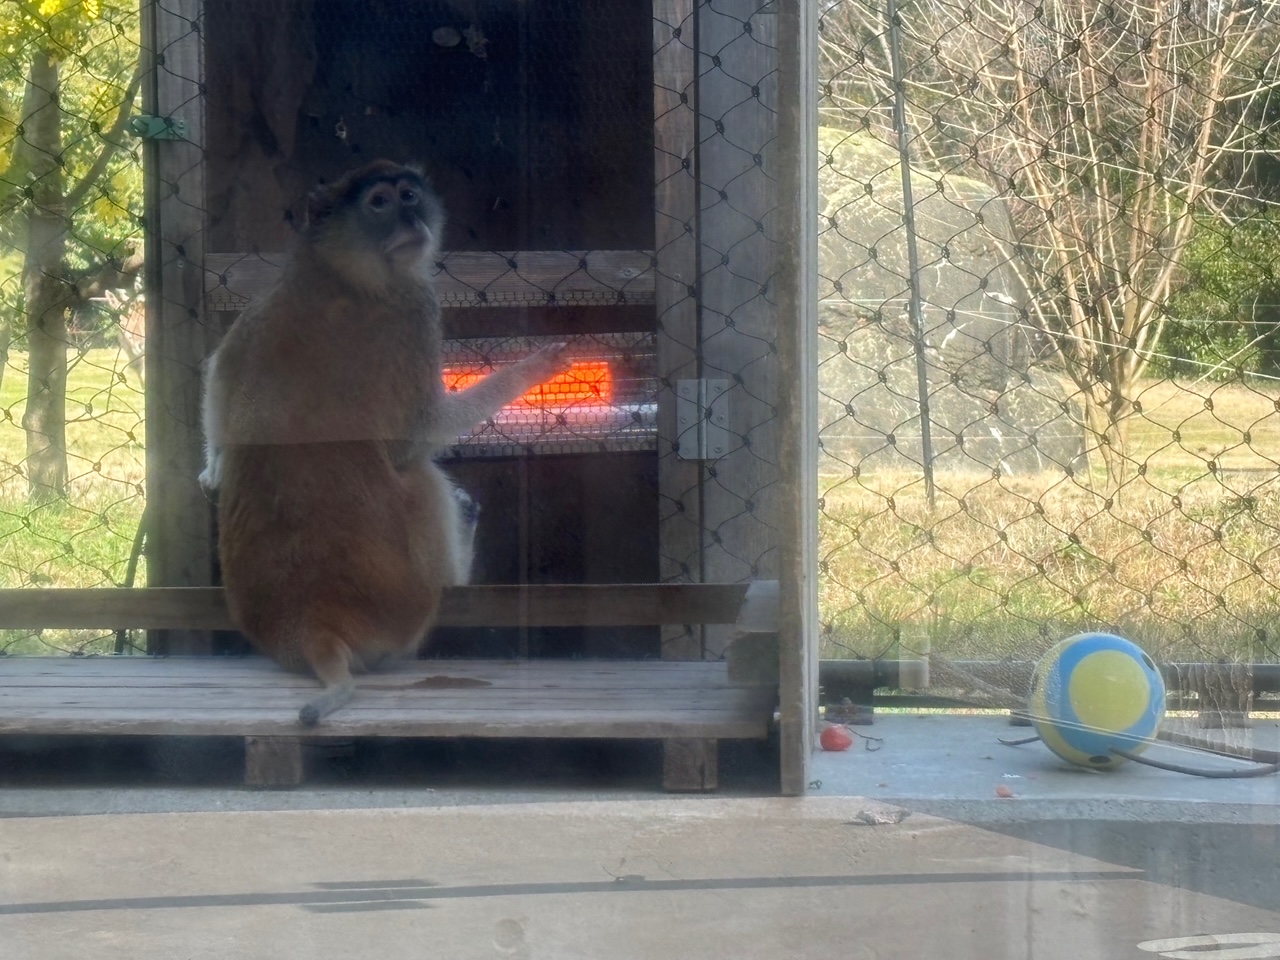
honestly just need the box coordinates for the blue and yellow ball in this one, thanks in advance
[1029,632,1165,769]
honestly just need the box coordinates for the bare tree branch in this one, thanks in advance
[819,0,1280,485]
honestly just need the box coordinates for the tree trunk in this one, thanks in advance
[1254,289,1280,378]
[1081,384,1134,492]
[19,49,71,504]
[23,211,72,503]
[1104,407,1132,490]
[0,317,10,398]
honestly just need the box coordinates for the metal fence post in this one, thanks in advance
[886,0,936,509]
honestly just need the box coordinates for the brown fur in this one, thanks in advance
[202,160,567,723]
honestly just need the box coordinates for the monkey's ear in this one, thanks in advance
[304,182,342,228]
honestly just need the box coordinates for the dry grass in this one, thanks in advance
[1126,377,1280,478]
[819,377,1280,665]
[2,351,1278,664]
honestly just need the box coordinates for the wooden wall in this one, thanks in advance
[146,0,816,789]
[203,0,654,254]
[198,0,665,658]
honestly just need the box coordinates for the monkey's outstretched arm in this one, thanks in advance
[426,343,570,442]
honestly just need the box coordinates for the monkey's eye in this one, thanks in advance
[368,193,391,211]
[400,188,418,204]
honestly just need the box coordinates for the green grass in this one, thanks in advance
[1,345,145,654]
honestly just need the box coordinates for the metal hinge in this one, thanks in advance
[128,114,188,140]
[675,379,730,460]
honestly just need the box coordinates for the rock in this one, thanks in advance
[818,128,1086,476]
[844,806,910,826]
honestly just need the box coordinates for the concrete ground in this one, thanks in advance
[810,715,1280,823]
[3,717,1280,959]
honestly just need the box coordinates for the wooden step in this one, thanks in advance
[0,583,780,789]
[0,656,774,740]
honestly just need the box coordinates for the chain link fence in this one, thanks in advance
[817,0,1280,707]
[10,0,1280,703]
[3,0,784,668]
[1,1,147,655]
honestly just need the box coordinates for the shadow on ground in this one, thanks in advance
[0,734,780,800]
[980,819,1280,914]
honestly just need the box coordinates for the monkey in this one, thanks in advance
[200,159,569,725]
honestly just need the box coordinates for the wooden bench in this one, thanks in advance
[0,583,780,789]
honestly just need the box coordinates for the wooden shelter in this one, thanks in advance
[1,0,818,793]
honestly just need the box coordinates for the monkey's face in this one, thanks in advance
[359,175,439,263]
[306,161,446,282]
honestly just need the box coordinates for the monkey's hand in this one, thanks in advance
[517,342,573,383]
[198,454,222,501]
[429,343,573,442]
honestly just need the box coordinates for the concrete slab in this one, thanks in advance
[3,798,1279,960]
[812,715,1280,822]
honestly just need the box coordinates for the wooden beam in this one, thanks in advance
[0,583,778,631]
[663,738,720,792]
[0,659,775,742]
[654,0,703,656]
[697,0,781,655]
[775,0,821,796]
[244,736,304,788]
[142,0,215,655]
[655,0,711,790]
[205,250,656,311]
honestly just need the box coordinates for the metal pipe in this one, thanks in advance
[819,659,1280,699]
[885,0,936,508]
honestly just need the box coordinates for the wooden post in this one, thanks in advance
[775,0,820,795]
[142,0,215,655]
[696,0,780,655]
[664,0,785,788]
[1195,662,1254,730]
[655,0,717,791]
[244,736,305,788]
[662,738,719,792]
[654,0,703,654]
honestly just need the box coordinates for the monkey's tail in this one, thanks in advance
[299,681,356,726]
[298,632,357,726]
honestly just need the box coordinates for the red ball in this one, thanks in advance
[820,724,854,752]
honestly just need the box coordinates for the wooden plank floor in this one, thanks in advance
[0,658,776,740]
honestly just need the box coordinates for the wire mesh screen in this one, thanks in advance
[441,332,656,457]
[817,0,1280,706]
[0,1,146,654]
[655,0,781,659]
[2,0,784,666]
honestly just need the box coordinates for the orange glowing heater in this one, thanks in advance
[443,360,614,410]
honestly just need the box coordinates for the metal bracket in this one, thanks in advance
[128,114,188,141]
[675,379,730,460]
